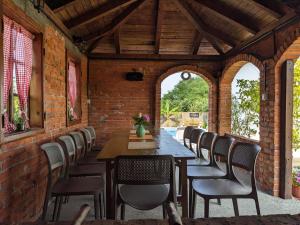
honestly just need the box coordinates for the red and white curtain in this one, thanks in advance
[3,16,33,133]
[68,61,78,120]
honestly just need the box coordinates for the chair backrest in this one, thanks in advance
[86,126,96,140]
[69,131,86,158]
[57,135,76,167]
[229,142,261,185]
[183,126,194,147]
[80,128,92,153]
[40,142,66,179]
[189,128,205,154]
[114,155,176,203]
[198,132,217,159]
[211,136,235,172]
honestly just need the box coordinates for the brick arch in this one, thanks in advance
[273,28,300,198]
[155,65,217,131]
[219,54,264,135]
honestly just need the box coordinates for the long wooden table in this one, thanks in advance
[96,129,195,219]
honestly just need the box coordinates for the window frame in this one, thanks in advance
[66,50,82,127]
[1,4,44,143]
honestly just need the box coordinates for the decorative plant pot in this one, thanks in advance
[136,125,145,137]
[292,185,300,198]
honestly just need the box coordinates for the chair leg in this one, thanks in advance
[204,198,210,218]
[189,179,193,218]
[55,196,64,221]
[254,194,261,216]
[52,197,60,221]
[178,166,182,195]
[162,203,166,219]
[121,204,125,220]
[232,198,239,216]
[99,193,103,219]
[94,194,100,220]
[41,194,50,221]
[192,190,197,218]
[217,198,221,205]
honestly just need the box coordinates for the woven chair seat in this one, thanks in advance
[119,184,169,210]
[187,166,226,178]
[187,158,210,166]
[52,177,104,196]
[192,179,251,197]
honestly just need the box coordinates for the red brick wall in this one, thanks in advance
[88,60,221,147]
[0,25,88,223]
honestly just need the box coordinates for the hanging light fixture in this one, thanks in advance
[31,0,45,13]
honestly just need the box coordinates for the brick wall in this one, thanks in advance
[88,60,221,147]
[0,5,88,224]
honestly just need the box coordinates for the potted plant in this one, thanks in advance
[292,168,300,198]
[132,113,150,137]
[14,117,25,132]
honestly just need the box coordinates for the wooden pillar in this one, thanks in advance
[280,60,294,199]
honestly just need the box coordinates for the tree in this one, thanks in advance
[161,99,179,121]
[293,59,300,151]
[162,77,209,112]
[231,79,260,138]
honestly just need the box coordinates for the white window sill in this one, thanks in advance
[2,128,45,144]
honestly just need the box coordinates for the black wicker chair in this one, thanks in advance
[183,126,195,148]
[192,142,261,218]
[188,135,235,217]
[40,143,104,221]
[114,155,176,220]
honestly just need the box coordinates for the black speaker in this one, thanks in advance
[126,72,143,81]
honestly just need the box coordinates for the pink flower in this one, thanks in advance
[143,114,150,122]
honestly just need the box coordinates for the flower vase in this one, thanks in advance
[136,125,145,137]
[292,185,300,198]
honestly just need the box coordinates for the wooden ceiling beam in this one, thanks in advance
[192,32,203,55]
[114,29,121,54]
[172,0,236,48]
[86,0,147,52]
[52,0,77,13]
[194,0,259,35]
[65,0,136,29]
[249,0,291,19]
[154,0,163,54]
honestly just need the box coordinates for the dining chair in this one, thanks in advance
[80,128,99,158]
[57,135,105,178]
[114,155,176,220]
[191,142,261,218]
[69,131,101,165]
[187,135,235,217]
[40,142,104,221]
[86,126,102,151]
[187,131,217,166]
[183,126,194,148]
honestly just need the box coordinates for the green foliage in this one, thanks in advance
[161,77,209,113]
[231,79,260,138]
[161,99,179,123]
[293,59,300,151]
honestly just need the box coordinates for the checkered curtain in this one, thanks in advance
[3,16,33,133]
[68,61,78,119]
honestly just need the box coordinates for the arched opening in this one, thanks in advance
[160,72,209,140]
[219,56,263,140]
[155,65,217,133]
[231,63,260,140]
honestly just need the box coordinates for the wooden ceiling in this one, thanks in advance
[45,0,298,57]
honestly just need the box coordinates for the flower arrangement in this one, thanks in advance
[132,113,150,126]
[293,169,300,187]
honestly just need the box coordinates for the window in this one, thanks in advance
[66,52,81,126]
[1,15,43,138]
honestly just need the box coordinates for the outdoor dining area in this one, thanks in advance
[2,0,300,225]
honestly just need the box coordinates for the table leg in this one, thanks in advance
[105,160,115,219]
[180,159,188,218]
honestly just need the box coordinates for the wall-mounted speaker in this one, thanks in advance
[126,72,143,81]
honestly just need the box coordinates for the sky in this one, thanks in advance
[161,63,260,97]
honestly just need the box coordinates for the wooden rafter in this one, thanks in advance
[51,0,77,13]
[65,0,136,29]
[192,32,203,55]
[194,0,259,35]
[85,0,147,52]
[172,0,234,50]
[114,29,121,54]
[249,0,291,19]
[154,0,163,54]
